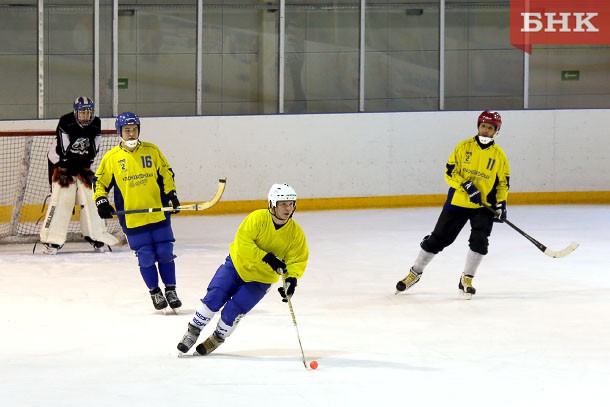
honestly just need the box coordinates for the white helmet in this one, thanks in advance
[268,183,297,208]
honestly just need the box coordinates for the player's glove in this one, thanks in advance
[52,167,74,188]
[461,181,482,205]
[278,277,297,303]
[77,167,95,189]
[263,253,287,274]
[494,201,507,223]
[95,196,115,219]
[167,190,180,214]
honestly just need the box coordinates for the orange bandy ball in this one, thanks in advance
[309,360,318,369]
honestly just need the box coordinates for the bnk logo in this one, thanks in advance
[521,12,599,32]
[510,0,610,53]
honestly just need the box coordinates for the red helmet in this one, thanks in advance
[477,110,502,132]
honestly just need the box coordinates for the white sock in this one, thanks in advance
[463,249,484,277]
[215,316,241,340]
[412,249,435,274]
[191,303,215,329]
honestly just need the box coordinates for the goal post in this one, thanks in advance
[0,129,122,244]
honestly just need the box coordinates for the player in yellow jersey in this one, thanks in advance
[176,183,309,356]
[93,112,183,312]
[396,111,510,299]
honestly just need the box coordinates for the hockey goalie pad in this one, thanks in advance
[39,182,77,246]
[75,178,120,246]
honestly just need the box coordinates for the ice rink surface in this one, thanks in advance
[1,205,609,407]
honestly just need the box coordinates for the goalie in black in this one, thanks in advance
[39,96,120,254]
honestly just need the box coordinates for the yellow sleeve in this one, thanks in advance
[495,149,511,203]
[444,142,467,191]
[282,227,308,280]
[154,147,177,194]
[231,211,269,267]
[93,147,118,200]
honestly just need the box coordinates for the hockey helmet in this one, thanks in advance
[477,110,502,132]
[115,111,140,134]
[73,96,95,126]
[268,183,297,208]
[115,112,141,149]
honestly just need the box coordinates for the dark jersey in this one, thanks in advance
[47,113,102,182]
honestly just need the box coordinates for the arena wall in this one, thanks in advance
[2,109,609,214]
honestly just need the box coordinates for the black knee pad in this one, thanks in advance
[420,234,443,254]
[469,234,489,255]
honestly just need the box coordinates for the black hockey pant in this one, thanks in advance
[420,207,494,255]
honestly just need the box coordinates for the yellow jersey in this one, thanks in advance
[94,142,177,229]
[229,209,308,284]
[444,136,510,209]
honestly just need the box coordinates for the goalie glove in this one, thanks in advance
[77,167,95,189]
[167,190,180,214]
[461,180,482,205]
[493,201,507,223]
[278,277,297,303]
[95,196,115,219]
[262,253,286,274]
[52,167,74,188]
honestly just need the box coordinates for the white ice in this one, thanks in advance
[1,205,609,407]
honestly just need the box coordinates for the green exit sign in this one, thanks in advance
[118,77,129,89]
[561,70,579,81]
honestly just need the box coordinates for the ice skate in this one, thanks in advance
[177,323,202,353]
[84,236,106,252]
[91,241,106,253]
[165,286,182,311]
[459,274,476,299]
[194,332,224,356]
[149,287,168,310]
[42,243,62,255]
[395,267,421,293]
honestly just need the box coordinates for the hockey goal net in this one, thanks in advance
[0,130,122,244]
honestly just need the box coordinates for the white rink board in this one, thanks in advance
[1,109,608,201]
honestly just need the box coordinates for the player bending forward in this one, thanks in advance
[94,112,183,312]
[39,96,120,254]
[177,183,309,356]
[396,110,510,299]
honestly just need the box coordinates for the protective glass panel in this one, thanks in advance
[285,1,360,113]
[365,2,440,112]
[0,2,38,119]
[201,1,279,115]
[529,45,610,109]
[444,2,524,110]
